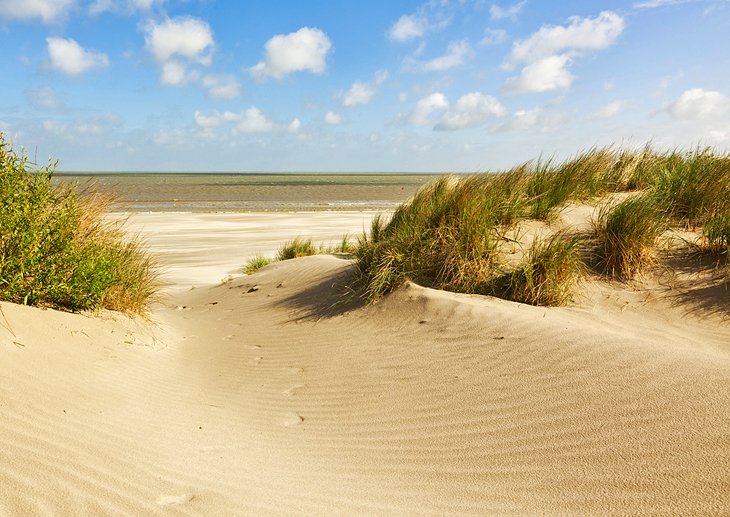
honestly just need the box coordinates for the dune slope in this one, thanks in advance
[1,253,729,515]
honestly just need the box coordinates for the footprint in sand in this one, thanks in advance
[250,356,262,365]
[247,344,261,350]
[282,384,304,397]
[280,412,303,427]
[157,494,195,506]
[222,335,234,341]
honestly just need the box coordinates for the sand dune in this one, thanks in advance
[1,212,729,515]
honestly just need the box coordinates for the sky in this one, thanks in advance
[1,0,729,172]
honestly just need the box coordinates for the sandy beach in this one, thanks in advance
[1,209,729,515]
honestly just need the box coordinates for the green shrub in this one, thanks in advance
[702,212,730,257]
[592,194,667,279]
[0,133,158,313]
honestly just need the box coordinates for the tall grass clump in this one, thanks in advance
[242,254,273,274]
[702,212,730,257]
[492,232,585,306]
[0,134,158,313]
[592,194,667,279]
[355,174,526,301]
[276,237,317,260]
[651,148,730,226]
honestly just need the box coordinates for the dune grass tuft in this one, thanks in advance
[242,254,274,274]
[0,133,158,314]
[277,237,318,260]
[492,232,585,306]
[702,212,730,257]
[592,194,667,279]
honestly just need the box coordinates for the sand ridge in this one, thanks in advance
[1,212,729,515]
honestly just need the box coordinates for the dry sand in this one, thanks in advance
[1,210,729,516]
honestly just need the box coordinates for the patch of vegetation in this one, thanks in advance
[242,254,274,274]
[591,195,667,279]
[0,133,158,313]
[493,232,585,306]
[277,237,318,261]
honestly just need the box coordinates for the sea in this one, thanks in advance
[53,172,437,212]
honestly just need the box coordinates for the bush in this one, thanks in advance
[0,134,158,313]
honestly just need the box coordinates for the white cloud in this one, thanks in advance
[666,88,730,120]
[503,54,573,94]
[194,108,274,134]
[194,110,223,129]
[42,113,121,138]
[388,14,428,41]
[144,16,214,65]
[591,100,626,118]
[481,28,507,46]
[405,92,449,126]
[46,37,109,76]
[420,40,471,72]
[507,11,624,65]
[234,108,273,134]
[490,1,527,21]
[503,11,623,95]
[89,0,164,15]
[288,118,302,132]
[498,106,565,132]
[160,60,197,86]
[250,27,332,80]
[342,70,388,107]
[26,86,63,110]
[201,74,240,100]
[435,92,506,130]
[324,111,342,125]
[0,0,75,23]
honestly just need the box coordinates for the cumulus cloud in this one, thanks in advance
[435,92,506,130]
[201,74,240,100]
[503,54,573,95]
[250,27,332,80]
[507,11,624,65]
[89,0,164,15]
[503,11,624,94]
[342,70,388,107]
[193,108,274,134]
[666,88,730,120]
[405,92,449,126]
[419,40,472,72]
[389,14,428,41]
[633,0,693,8]
[288,118,302,132]
[143,16,214,87]
[144,16,213,64]
[497,106,565,132]
[234,108,273,134]
[46,37,109,76]
[591,100,626,118]
[43,112,121,138]
[324,111,342,125]
[0,0,75,23]
[490,1,526,21]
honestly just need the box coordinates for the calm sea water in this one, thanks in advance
[53,172,437,212]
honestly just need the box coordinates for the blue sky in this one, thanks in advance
[1,0,729,172]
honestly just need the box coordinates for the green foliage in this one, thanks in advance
[492,232,585,306]
[702,212,730,257]
[0,133,158,313]
[242,254,274,274]
[592,194,667,279]
[276,237,318,260]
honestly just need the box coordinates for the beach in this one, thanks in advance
[2,199,729,515]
